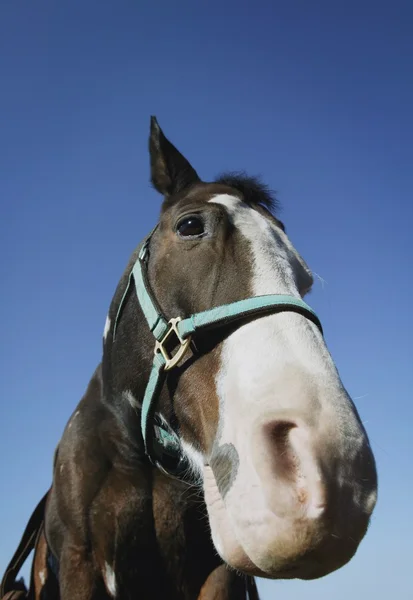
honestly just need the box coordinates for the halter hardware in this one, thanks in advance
[154,317,192,371]
[113,228,324,480]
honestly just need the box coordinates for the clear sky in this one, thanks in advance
[0,1,412,598]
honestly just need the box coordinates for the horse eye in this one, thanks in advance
[176,216,205,238]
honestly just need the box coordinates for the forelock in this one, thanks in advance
[214,172,280,214]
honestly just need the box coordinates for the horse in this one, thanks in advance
[1,117,378,600]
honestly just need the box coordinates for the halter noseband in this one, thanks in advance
[113,229,323,479]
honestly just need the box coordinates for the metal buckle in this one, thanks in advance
[154,317,191,371]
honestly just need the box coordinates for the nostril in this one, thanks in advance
[264,420,298,483]
[266,420,297,439]
[254,418,325,519]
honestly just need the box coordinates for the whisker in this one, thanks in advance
[353,393,370,401]
[313,271,328,289]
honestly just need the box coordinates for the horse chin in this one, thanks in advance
[203,466,272,578]
[203,466,360,581]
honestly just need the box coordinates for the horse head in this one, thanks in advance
[101,117,377,581]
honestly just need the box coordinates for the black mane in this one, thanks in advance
[214,171,280,214]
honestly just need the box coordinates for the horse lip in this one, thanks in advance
[265,560,319,580]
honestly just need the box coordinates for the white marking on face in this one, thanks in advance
[103,562,117,598]
[123,390,140,409]
[39,570,46,586]
[210,194,313,296]
[103,315,111,341]
[60,463,64,474]
[208,195,326,397]
[204,194,376,576]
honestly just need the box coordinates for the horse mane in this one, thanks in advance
[214,171,280,214]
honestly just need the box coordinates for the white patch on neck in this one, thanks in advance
[67,410,80,429]
[103,562,117,598]
[123,390,140,409]
[103,315,111,341]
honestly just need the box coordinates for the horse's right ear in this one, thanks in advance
[149,116,200,197]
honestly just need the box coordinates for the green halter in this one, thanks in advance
[113,230,323,478]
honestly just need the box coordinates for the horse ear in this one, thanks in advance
[149,116,200,196]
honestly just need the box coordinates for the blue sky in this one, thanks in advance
[0,1,412,597]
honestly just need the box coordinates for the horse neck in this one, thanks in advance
[151,473,254,599]
[100,259,255,599]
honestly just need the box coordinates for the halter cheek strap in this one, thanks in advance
[113,232,323,479]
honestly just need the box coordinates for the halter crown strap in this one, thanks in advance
[114,231,323,477]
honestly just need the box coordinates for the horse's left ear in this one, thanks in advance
[149,116,200,196]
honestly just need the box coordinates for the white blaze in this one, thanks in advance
[190,194,377,579]
[207,194,341,554]
[208,194,330,394]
